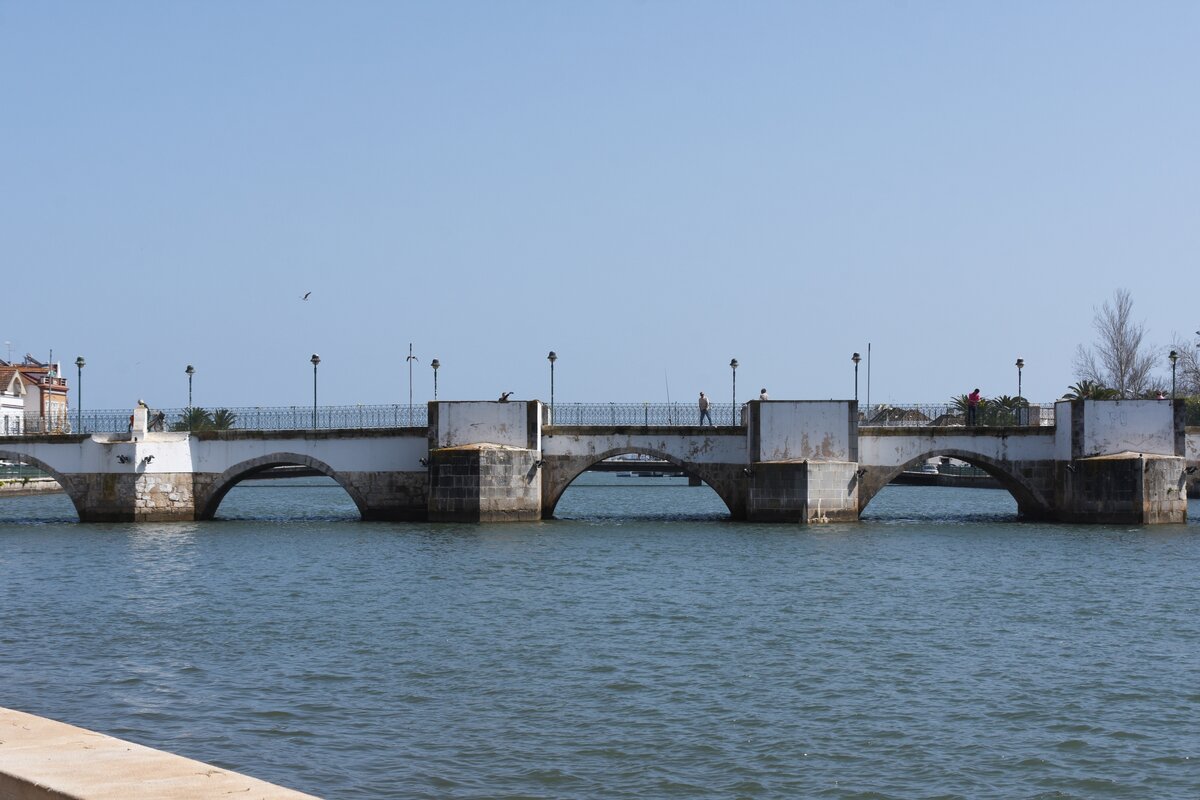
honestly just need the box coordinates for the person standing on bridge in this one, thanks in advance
[698,391,712,425]
[967,388,981,426]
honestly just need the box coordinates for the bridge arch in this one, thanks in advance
[859,448,1053,519]
[0,449,86,521]
[541,445,742,519]
[196,452,369,521]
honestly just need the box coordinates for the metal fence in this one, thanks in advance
[12,405,431,435]
[0,401,1066,435]
[857,403,1057,428]
[547,402,743,426]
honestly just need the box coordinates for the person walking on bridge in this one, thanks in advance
[698,391,712,425]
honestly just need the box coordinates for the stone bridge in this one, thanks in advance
[0,399,1193,525]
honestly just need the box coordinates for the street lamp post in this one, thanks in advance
[310,354,320,428]
[730,358,738,425]
[547,351,557,422]
[185,364,195,409]
[431,358,440,400]
[852,352,861,404]
[406,343,418,426]
[1015,358,1024,400]
[1169,350,1179,400]
[74,356,85,433]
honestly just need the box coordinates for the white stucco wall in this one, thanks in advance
[756,401,852,462]
[1076,400,1176,457]
[541,431,747,465]
[1186,430,1198,464]
[436,401,537,450]
[858,429,1057,470]
[0,433,430,476]
[191,435,428,473]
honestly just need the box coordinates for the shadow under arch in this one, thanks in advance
[0,449,86,521]
[541,445,740,519]
[859,448,1052,519]
[197,452,368,520]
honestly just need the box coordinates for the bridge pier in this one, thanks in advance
[75,472,200,522]
[426,444,542,522]
[1055,454,1188,524]
[746,461,859,523]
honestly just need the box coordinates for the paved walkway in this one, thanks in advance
[0,707,319,799]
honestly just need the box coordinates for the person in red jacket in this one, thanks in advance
[967,388,981,426]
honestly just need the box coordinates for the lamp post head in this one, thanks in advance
[185,364,194,376]
[852,352,861,365]
[547,351,557,364]
[1169,350,1178,365]
[311,354,321,367]
[730,358,738,370]
[1016,358,1024,370]
[431,358,440,371]
[75,356,85,369]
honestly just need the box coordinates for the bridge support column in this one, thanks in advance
[341,471,428,521]
[74,472,199,522]
[746,461,859,523]
[427,445,542,522]
[1055,454,1188,524]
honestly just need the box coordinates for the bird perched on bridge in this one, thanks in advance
[498,392,513,402]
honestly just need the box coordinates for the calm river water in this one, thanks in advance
[1,475,1199,799]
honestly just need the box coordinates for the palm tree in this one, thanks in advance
[211,408,237,430]
[1063,380,1120,400]
[172,407,214,431]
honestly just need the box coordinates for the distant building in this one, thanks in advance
[0,365,26,435]
[0,355,71,433]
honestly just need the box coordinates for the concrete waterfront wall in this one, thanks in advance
[0,706,318,800]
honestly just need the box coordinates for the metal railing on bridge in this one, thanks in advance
[8,405,431,435]
[2,401,1064,436]
[857,403,1056,428]
[547,402,742,427]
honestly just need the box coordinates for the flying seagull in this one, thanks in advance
[302,292,312,301]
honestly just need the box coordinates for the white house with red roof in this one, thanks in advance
[0,355,71,434]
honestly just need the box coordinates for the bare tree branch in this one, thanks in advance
[1073,289,1156,398]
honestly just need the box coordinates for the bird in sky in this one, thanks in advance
[302,292,312,301]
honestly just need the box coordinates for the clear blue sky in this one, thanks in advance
[2,2,1197,410]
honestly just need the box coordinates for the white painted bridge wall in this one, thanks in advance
[859,430,1056,470]
[0,433,430,476]
[1062,399,1177,457]
[541,432,747,464]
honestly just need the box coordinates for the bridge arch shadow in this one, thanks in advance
[197,452,368,521]
[860,449,1052,519]
[542,446,739,519]
[0,450,85,521]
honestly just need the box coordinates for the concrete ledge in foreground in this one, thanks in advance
[0,707,320,800]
